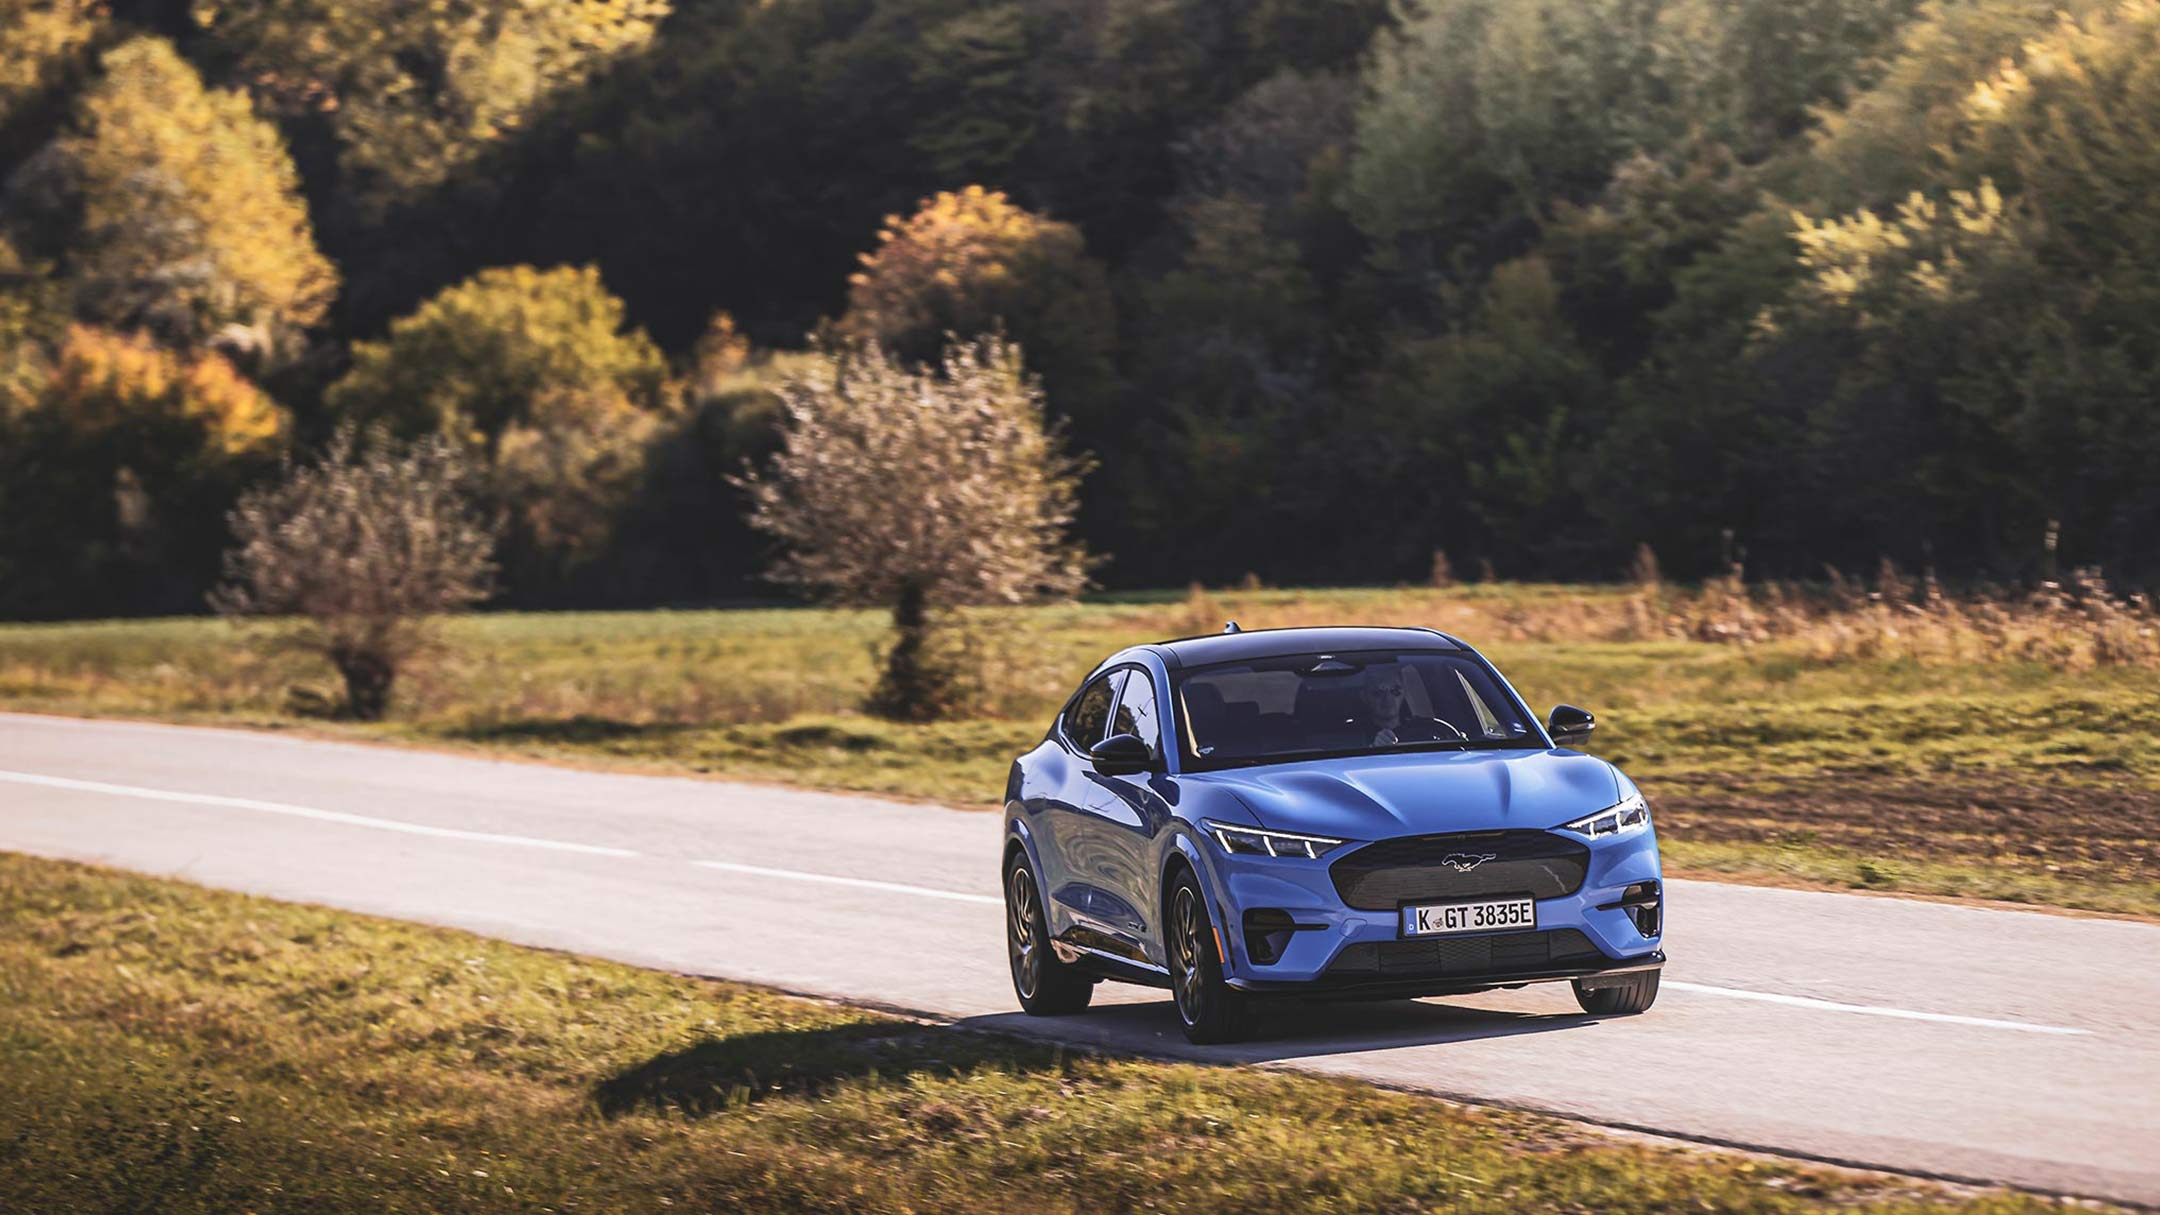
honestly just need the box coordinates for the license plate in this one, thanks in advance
[1401,897,1536,936]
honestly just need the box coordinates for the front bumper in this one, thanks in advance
[1197,825,1664,998]
[1238,945,1665,1001]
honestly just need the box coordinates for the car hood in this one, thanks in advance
[1187,748,1621,840]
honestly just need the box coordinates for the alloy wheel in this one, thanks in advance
[1172,886,1204,1023]
[1008,866,1041,1000]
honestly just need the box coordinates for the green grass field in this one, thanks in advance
[1,585,2154,915]
[0,853,2101,1215]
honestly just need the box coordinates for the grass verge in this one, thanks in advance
[0,586,2154,916]
[0,852,2097,1214]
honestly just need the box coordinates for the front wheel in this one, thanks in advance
[1573,969,1660,1015]
[1166,870,1252,1044]
[1005,853,1093,1016]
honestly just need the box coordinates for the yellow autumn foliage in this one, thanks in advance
[64,37,337,354]
[39,325,286,456]
[190,0,671,208]
[842,186,1111,364]
[0,0,102,125]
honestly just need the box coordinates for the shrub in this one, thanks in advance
[213,425,498,720]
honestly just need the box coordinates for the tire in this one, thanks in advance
[1573,969,1660,1015]
[1005,853,1094,1016]
[1166,869,1253,1044]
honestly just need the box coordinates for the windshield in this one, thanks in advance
[1173,650,1537,770]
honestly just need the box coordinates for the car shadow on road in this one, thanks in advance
[960,993,1601,1065]
[591,1001,1599,1120]
[592,1021,1071,1117]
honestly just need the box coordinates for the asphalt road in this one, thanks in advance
[2,711,2155,1205]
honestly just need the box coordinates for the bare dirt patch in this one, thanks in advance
[1648,772,2159,888]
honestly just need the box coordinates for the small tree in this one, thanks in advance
[739,337,1089,720]
[213,425,497,720]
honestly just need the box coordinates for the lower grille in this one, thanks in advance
[1325,928,1603,980]
[1329,830,1588,910]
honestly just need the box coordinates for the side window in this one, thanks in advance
[1061,673,1119,748]
[1109,667,1162,756]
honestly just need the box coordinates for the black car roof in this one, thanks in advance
[1138,625,1467,670]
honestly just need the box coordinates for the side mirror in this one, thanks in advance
[1547,704,1595,747]
[1090,733,1155,776]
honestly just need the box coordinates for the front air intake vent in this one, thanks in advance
[1329,830,1589,911]
[1242,908,1301,965]
[1326,928,1603,979]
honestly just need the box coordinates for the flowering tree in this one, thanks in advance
[214,426,497,720]
[740,337,1090,719]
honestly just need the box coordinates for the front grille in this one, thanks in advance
[1329,830,1588,910]
[1326,928,1603,980]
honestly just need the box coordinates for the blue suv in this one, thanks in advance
[1002,625,1664,1043]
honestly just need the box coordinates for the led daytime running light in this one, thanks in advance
[1559,793,1650,839]
[1202,819,1346,859]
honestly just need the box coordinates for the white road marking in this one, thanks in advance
[692,859,1002,905]
[0,769,641,859]
[0,764,2096,1035]
[1665,980,2090,1036]
[0,766,1001,904]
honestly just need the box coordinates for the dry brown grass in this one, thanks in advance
[1638,564,2160,669]
[1158,565,2160,671]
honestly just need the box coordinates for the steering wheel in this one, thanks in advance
[1423,716,1468,741]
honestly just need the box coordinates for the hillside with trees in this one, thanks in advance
[3,0,2157,619]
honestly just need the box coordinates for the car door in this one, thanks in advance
[1079,663,1177,964]
[1039,670,1121,938]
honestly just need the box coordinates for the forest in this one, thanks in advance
[2,0,2157,617]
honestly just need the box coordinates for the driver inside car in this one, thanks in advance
[1358,671,1455,746]
[1360,674,1407,745]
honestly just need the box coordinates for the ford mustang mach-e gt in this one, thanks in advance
[1001,625,1664,1043]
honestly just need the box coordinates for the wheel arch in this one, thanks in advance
[1160,829,1236,975]
[1003,804,1039,878]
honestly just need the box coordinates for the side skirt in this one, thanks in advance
[1053,933,1173,990]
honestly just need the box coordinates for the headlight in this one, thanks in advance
[1202,819,1346,859]
[1558,793,1650,839]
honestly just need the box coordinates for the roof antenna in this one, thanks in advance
[1222,620,1242,634]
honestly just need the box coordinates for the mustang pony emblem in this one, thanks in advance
[1440,852,1499,873]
